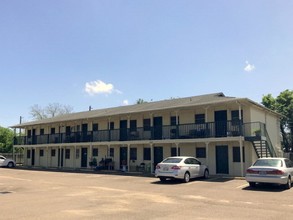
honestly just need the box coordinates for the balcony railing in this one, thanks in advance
[14,120,258,146]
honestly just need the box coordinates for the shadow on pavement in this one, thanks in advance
[242,183,286,192]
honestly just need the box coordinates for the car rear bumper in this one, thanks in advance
[246,175,288,185]
[155,171,184,179]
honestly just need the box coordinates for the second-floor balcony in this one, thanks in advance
[14,121,264,146]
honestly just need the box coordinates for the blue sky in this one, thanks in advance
[1,0,292,128]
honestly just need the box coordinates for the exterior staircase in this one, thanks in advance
[244,123,277,158]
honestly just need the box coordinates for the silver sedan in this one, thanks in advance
[245,157,293,189]
[155,156,209,183]
[0,155,16,168]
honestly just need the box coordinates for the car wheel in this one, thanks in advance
[284,177,292,190]
[7,162,14,168]
[183,172,190,183]
[249,182,256,187]
[159,177,167,182]
[203,169,209,179]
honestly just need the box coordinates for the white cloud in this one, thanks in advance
[85,80,121,96]
[122,100,129,105]
[244,61,255,72]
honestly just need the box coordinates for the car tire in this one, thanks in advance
[284,177,292,190]
[203,169,209,179]
[249,182,256,187]
[159,177,167,182]
[7,162,14,168]
[183,172,190,183]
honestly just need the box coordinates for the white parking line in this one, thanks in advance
[0,176,32,182]
[237,183,249,189]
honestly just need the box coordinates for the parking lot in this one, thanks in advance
[1,168,293,220]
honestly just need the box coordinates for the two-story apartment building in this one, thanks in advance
[12,93,282,176]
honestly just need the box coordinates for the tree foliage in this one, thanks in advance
[30,103,73,120]
[136,99,147,104]
[0,126,14,153]
[262,89,293,152]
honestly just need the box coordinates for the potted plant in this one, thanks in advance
[254,129,261,137]
[89,157,97,168]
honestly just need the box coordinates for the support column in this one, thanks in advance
[90,144,93,166]
[127,144,130,172]
[149,113,154,139]
[240,137,244,177]
[205,142,209,167]
[107,117,111,142]
[175,143,179,156]
[204,107,209,122]
[150,143,154,173]
[73,145,76,169]
[46,146,49,168]
[59,146,61,169]
[107,144,110,158]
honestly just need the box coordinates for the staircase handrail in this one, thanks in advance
[264,127,277,157]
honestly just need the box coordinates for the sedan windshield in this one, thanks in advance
[162,158,183,163]
[253,159,283,167]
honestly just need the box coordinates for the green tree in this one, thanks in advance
[262,89,293,152]
[0,126,14,153]
[136,99,147,104]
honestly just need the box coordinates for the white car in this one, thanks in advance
[155,156,209,183]
[245,157,293,189]
[0,155,16,168]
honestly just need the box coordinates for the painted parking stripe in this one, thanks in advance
[237,183,249,189]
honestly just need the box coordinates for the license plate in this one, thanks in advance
[259,171,266,175]
[163,167,169,171]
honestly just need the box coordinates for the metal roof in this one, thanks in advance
[10,92,279,128]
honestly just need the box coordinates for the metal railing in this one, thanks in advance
[13,120,250,146]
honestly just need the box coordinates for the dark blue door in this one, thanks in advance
[120,147,128,169]
[154,147,163,171]
[153,117,163,140]
[81,148,87,167]
[216,145,229,174]
[120,120,128,141]
[215,110,227,137]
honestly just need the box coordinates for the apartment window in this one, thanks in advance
[171,147,180,156]
[170,116,179,126]
[92,148,98,157]
[40,129,44,135]
[233,147,245,162]
[76,149,80,159]
[27,130,32,138]
[66,126,71,135]
[93,123,99,131]
[196,147,206,158]
[51,128,55,134]
[40,149,44,157]
[51,149,56,157]
[195,114,205,124]
[110,122,114,130]
[130,120,137,131]
[130,148,137,160]
[27,149,31,158]
[65,149,70,159]
[231,110,243,124]
[143,119,151,131]
[143,148,151,160]
[110,148,114,157]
